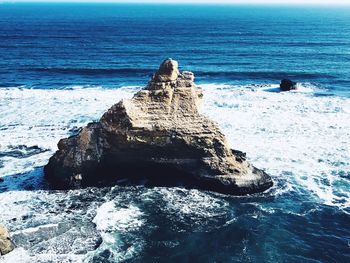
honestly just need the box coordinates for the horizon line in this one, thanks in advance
[2,4,350,7]
[2,1,350,6]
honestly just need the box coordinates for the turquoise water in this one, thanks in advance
[0,3,349,262]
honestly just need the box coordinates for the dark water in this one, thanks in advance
[0,3,350,263]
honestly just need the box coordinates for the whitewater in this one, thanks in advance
[0,83,349,262]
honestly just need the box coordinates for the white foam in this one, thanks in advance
[294,83,316,93]
[93,201,144,233]
[159,188,229,217]
[0,86,145,261]
[0,86,138,178]
[90,200,144,261]
[154,188,234,231]
[0,191,33,231]
[201,84,350,212]
[0,189,99,263]
[0,247,84,263]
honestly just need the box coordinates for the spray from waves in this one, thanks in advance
[255,83,317,93]
[200,83,350,213]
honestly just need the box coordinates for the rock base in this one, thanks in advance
[44,59,273,195]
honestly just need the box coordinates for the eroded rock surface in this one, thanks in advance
[0,225,14,255]
[44,59,273,195]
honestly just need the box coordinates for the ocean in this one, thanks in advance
[0,3,349,262]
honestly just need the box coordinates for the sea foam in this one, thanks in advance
[0,84,349,261]
[200,84,350,212]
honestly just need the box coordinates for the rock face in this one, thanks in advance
[280,78,297,91]
[0,225,14,255]
[153,58,180,82]
[44,59,273,195]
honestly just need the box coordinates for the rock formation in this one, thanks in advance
[0,225,14,255]
[280,78,297,91]
[44,59,273,195]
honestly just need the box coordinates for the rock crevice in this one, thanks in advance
[44,59,273,195]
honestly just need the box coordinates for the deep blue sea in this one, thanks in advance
[0,3,349,263]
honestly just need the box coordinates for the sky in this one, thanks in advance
[1,0,350,5]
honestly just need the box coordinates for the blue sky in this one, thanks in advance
[2,0,350,4]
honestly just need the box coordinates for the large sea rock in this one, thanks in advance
[44,59,273,195]
[0,225,14,255]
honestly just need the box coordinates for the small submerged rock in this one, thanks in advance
[280,78,297,91]
[44,59,273,195]
[0,225,15,255]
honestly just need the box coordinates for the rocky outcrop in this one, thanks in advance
[153,58,180,82]
[280,79,297,91]
[44,59,273,195]
[0,225,14,255]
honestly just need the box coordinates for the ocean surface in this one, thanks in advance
[0,3,350,263]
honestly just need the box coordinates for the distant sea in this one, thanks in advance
[0,3,349,263]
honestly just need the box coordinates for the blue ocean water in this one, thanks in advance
[1,3,350,96]
[0,3,350,263]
